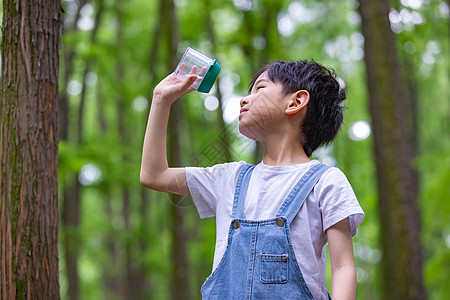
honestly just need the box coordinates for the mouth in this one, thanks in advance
[240,108,248,114]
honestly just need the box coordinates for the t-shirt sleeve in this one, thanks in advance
[315,167,365,236]
[186,161,247,219]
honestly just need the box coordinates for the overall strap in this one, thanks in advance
[232,164,256,219]
[276,163,330,224]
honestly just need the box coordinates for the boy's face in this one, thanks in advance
[238,72,293,141]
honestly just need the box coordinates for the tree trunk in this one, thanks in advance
[358,0,426,299]
[60,2,105,299]
[61,177,81,300]
[137,188,153,299]
[96,81,124,299]
[0,0,62,299]
[204,0,232,163]
[103,198,125,298]
[58,2,85,298]
[59,0,88,142]
[113,2,150,298]
[163,0,190,298]
[148,0,163,84]
[116,20,136,300]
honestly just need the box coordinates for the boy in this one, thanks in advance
[140,60,364,299]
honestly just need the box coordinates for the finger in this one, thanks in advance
[178,63,186,74]
[189,65,198,75]
[198,66,208,77]
[180,75,197,91]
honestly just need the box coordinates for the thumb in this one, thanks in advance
[180,75,197,91]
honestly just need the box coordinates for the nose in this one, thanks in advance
[240,97,249,107]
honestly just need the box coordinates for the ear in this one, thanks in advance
[285,90,309,115]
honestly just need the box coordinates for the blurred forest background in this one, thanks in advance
[1,0,449,299]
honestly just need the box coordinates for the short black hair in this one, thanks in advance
[248,60,346,157]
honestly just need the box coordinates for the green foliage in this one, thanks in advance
[2,0,443,298]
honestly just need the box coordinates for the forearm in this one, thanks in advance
[139,74,196,195]
[140,95,171,183]
[331,264,356,300]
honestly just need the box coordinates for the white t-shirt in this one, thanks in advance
[186,160,364,300]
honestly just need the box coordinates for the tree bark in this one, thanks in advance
[358,0,426,299]
[0,0,62,299]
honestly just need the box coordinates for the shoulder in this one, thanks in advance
[311,165,358,206]
[315,166,354,193]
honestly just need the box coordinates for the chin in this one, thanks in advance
[238,122,261,141]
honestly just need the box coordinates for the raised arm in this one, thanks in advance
[327,217,357,300]
[140,74,197,195]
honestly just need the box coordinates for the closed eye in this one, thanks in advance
[249,85,264,95]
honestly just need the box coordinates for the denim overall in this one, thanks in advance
[201,163,330,300]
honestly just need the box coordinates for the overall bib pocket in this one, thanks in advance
[260,253,288,284]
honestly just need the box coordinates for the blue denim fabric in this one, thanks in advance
[201,163,330,300]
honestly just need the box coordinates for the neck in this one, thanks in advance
[261,133,311,166]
